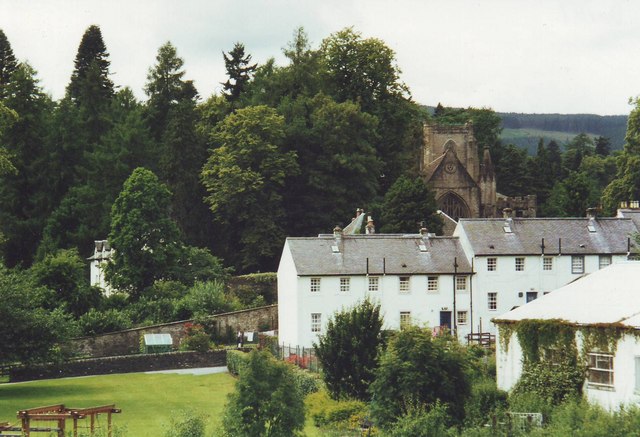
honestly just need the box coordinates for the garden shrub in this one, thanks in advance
[163,410,207,437]
[226,349,249,375]
[387,401,452,437]
[179,323,211,352]
[290,365,320,396]
[465,377,508,427]
[77,308,132,336]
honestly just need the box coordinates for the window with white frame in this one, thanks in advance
[456,276,467,292]
[340,277,350,293]
[311,313,322,333]
[599,255,612,270]
[399,276,410,293]
[368,276,379,292]
[310,277,321,293]
[588,352,614,388]
[543,256,553,271]
[427,276,439,292]
[515,257,525,271]
[571,255,585,274]
[487,257,497,271]
[488,292,497,311]
[399,311,411,330]
[457,310,468,325]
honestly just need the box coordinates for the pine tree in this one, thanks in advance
[0,29,18,99]
[67,25,114,103]
[221,42,257,103]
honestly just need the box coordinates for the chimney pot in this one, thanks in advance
[502,208,513,219]
[586,207,597,219]
[365,216,375,235]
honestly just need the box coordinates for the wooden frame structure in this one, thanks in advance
[0,404,121,437]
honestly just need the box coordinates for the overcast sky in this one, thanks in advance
[1,0,638,115]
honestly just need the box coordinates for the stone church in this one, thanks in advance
[420,122,535,224]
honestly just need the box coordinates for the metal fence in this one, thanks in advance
[274,344,321,373]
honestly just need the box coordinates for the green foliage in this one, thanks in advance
[179,323,211,352]
[533,399,640,437]
[380,175,443,234]
[0,28,18,98]
[226,349,249,376]
[387,401,452,437]
[511,359,584,406]
[222,42,257,103]
[0,266,77,364]
[315,299,384,401]
[369,327,470,428]
[106,167,182,297]
[311,398,366,428]
[202,105,298,272]
[178,280,241,319]
[77,308,132,336]
[30,248,101,316]
[67,25,114,103]
[514,319,577,364]
[222,350,305,437]
[465,378,508,427]
[163,410,207,437]
[290,366,320,396]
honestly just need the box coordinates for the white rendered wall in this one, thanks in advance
[277,241,300,347]
[495,326,524,392]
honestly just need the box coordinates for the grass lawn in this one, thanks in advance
[0,372,235,437]
[0,371,325,436]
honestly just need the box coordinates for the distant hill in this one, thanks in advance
[498,112,628,154]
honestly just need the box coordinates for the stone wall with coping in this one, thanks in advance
[71,305,277,358]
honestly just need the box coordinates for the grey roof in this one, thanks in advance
[618,209,640,230]
[286,234,472,276]
[494,262,640,328]
[458,217,638,256]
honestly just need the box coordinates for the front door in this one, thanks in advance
[440,311,452,331]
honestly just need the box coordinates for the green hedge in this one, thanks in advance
[290,365,321,396]
[226,350,249,375]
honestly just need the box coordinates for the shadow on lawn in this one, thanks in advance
[0,383,99,402]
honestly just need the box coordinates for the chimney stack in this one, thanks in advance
[586,207,597,219]
[502,208,513,219]
[365,216,375,234]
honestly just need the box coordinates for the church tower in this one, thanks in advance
[421,122,497,221]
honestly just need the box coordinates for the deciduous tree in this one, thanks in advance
[315,300,384,401]
[370,327,470,428]
[222,350,305,437]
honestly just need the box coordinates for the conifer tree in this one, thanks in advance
[67,25,114,103]
[221,42,257,104]
[0,29,17,99]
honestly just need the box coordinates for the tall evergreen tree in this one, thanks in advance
[0,29,18,99]
[0,64,54,267]
[221,42,257,104]
[66,25,114,103]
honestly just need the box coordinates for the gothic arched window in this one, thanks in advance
[439,192,470,221]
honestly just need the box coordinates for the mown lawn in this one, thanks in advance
[0,371,324,437]
[0,372,235,437]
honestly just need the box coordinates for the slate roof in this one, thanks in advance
[286,234,472,276]
[458,217,638,256]
[494,261,640,329]
[617,209,640,231]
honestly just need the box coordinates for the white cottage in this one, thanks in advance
[277,228,473,348]
[455,214,638,334]
[87,240,113,295]
[495,262,640,410]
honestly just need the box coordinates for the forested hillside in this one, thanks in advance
[499,112,628,153]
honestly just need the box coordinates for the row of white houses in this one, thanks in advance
[277,208,640,349]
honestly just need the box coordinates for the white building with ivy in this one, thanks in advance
[494,261,640,410]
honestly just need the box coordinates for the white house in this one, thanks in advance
[454,213,638,334]
[87,240,113,295]
[277,209,640,348]
[494,262,640,410]
[277,228,473,348]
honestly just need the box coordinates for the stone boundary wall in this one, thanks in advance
[9,350,228,383]
[72,305,277,358]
